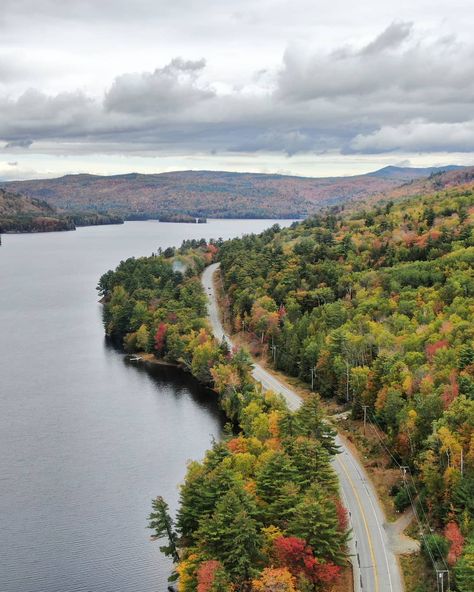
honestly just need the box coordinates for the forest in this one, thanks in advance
[98,179,474,591]
[98,245,350,592]
[0,187,123,233]
[217,184,474,590]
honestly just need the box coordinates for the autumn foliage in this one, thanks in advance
[197,560,223,592]
[217,181,474,579]
[154,322,168,353]
[252,567,296,592]
[444,522,465,566]
[335,500,349,533]
[273,536,341,585]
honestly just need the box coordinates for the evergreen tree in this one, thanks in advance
[148,496,180,568]
[288,485,348,565]
[177,462,239,543]
[454,535,474,592]
[283,436,338,492]
[293,395,339,456]
[255,450,298,504]
[198,484,262,583]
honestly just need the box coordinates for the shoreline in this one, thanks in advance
[132,353,182,368]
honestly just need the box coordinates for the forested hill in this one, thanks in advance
[0,188,75,232]
[2,165,463,220]
[218,180,474,588]
[0,187,123,233]
[348,166,474,213]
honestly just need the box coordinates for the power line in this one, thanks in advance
[364,405,449,574]
[406,472,450,573]
[349,400,450,586]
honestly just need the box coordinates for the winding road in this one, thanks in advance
[202,263,404,592]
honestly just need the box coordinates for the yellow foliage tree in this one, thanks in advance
[252,567,296,592]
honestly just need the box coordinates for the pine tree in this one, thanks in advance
[283,436,339,493]
[148,496,180,564]
[177,461,238,543]
[255,450,298,504]
[288,485,348,565]
[293,395,339,456]
[198,484,262,583]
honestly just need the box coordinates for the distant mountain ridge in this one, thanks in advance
[367,164,464,179]
[2,165,468,220]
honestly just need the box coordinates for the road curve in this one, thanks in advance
[202,263,404,592]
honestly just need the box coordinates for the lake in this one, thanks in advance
[0,219,293,592]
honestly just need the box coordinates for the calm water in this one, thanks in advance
[0,219,292,592]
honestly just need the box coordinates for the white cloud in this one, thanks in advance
[350,121,474,153]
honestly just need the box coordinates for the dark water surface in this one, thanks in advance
[0,219,292,592]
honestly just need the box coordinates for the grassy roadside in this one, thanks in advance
[400,554,436,592]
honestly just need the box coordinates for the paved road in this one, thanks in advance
[202,263,404,592]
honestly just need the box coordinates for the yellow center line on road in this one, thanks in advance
[335,454,380,592]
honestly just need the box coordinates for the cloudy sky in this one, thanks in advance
[1,0,474,180]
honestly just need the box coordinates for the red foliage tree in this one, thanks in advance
[335,500,349,532]
[197,560,221,592]
[154,322,168,354]
[425,339,449,362]
[273,536,340,585]
[274,536,308,575]
[444,521,464,566]
[442,370,459,408]
[204,243,219,264]
[313,561,341,583]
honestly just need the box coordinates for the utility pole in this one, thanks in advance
[270,344,277,365]
[400,466,409,482]
[436,570,449,592]
[362,406,369,435]
[345,359,350,402]
[310,367,316,391]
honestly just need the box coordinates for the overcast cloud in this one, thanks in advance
[0,0,473,178]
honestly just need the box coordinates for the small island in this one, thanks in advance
[159,214,207,224]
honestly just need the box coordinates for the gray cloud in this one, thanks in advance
[276,24,474,103]
[0,90,99,144]
[350,121,474,153]
[231,130,314,156]
[360,21,412,55]
[4,139,33,149]
[0,23,473,158]
[104,58,213,115]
